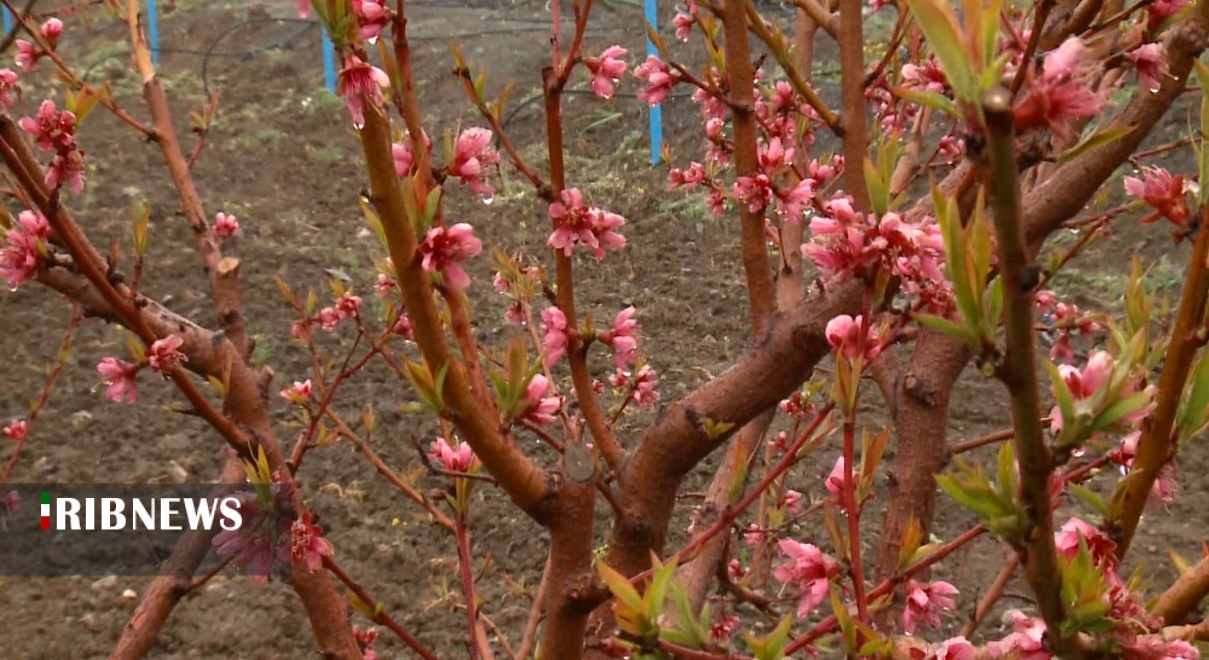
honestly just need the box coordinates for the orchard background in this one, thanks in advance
[0,0,1207,657]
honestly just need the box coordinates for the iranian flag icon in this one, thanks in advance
[40,492,50,530]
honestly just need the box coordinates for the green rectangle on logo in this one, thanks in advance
[40,492,50,505]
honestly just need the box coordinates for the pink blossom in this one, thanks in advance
[1,209,49,290]
[611,365,660,409]
[213,516,278,582]
[1049,350,1153,436]
[213,212,239,239]
[1013,38,1104,138]
[419,223,483,290]
[518,374,561,425]
[392,131,431,178]
[0,68,19,108]
[19,100,76,152]
[45,148,85,194]
[585,46,627,99]
[727,558,746,581]
[148,335,186,374]
[291,319,313,340]
[353,625,380,660]
[541,306,569,366]
[902,58,947,94]
[776,179,815,223]
[298,0,310,18]
[1146,0,1187,30]
[338,54,390,128]
[316,306,341,331]
[1125,635,1199,659]
[335,292,362,319]
[918,637,978,660]
[429,436,480,473]
[673,11,694,41]
[290,512,334,573]
[448,127,500,196]
[601,306,639,367]
[824,455,860,505]
[3,418,28,442]
[1055,517,1116,565]
[902,579,959,634]
[772,539,840,618]
[732,174,773,214]
[280,379,313,405]
[709,615,740,644]
[353,0,390,43]
[668,162,707,189]
[1129,43,1166,93]
[14,40,38,71]
[392,311,414,339]
[97,357,139,404]
[633,55,679,106]
[40,18,62,48]
[1124,166,1192,229]
[781,489,804,515]
[938,135,965,164]
[825,314,881,361]
[547,188,627,259]
[375,273,396,298]
[985,610,1049,659]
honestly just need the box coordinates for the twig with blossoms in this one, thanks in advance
[740,2,841,133]
[1,303,79,483]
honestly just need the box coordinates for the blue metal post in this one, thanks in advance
[644,0,662,165]
[322,30,337,93]
[146,0,160,64]
[2,6,11,34]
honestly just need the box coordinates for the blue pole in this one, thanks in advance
[2,6,11,34]
[644,0,662,165]
[322,30,337,93]
[146,0,159,65]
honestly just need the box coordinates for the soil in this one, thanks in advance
[0,0,1205,658]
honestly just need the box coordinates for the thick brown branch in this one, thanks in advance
[1154,554,1209,625]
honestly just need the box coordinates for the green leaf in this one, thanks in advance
[596,560,643,614]
[890,86,961,119]
[1056,124,1137,164]
[916,313,981,351]
[1178,350,1209,442]
[1045,361,1078,446]
[1067,482,1108,518]
[905,0,979,101]
[745,615,793,660]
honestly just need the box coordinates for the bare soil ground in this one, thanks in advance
[0,1,1205,658]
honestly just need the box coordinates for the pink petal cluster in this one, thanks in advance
[212,502,278,582]
[1013,37,1104,138]
[448,127,500,196]
[540,306,570,366]
[213,212,239,239]
[901,58,947,94]
[733,174,773,214]
[633,55,680,106]
[1036,290,1103,362]
[419,223,483,291]
[825,314,881,362]
[804,194,947,309]
[609,364,660,410]
[375,273,396,298]
[1111,432,1179,507]
[280,379,313,405]
[338,54,389,128]
[902,579,959,634]
[1146,0,1188,30]
[547,188,627,259]
[392,130,431,179]
[1049,350,1154,435]
[913,637,978,660]
[673,1,698,41]
[3,418,28,442]
[600,306,640,367]
[1124,635,1199,659]
[352,0,390,44]
[517,374,561,425]
[148,335,186,374]
[824,455,860,505]
[0,68,18,108]
[429,436,480,473]
[1054,517,1117,566]
[985,610,1050,659]
[353,625,380,660]
[297,0,310,18]
[1129,43,1166,93]
[708,615,740,645]
[1124,166,1192,230]
[15,19,62,71]
[1,209,50,290]
[335,291,362,319]
[290,512,334,572]
[585,46,627,99]
[18,100,85,194]
[97,357,139,404]
[772,539,841,618]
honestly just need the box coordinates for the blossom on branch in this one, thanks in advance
[429,436,480,473]
[1012,37,1104,139]
[517,374,561,425]
[1124,166,1192,230]
[600,306,639,367]
[290,512,334,573]
[0,68,19,108]
[773,539,840,619]
[353,0,390,44]
[19,100,76,152]
[585,46,627,99]
[825,314,881,362]
[448,127,500,196]
[96,357,139,404]
[3,418,28,442]
[213,212,240,239]
[280,379,313,405]
[419,223,483,291]
[547,188,627,259]
[148,335,186,374]
[1,209,49,290]
[633,55,679,106]
[541,306,569,366]
[902,579,959,634]
[337,54,389,129]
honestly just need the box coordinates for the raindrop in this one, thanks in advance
[545,0,552,9]
[481,194,495,205]
[368,36,379,45]
[353,120,365,130]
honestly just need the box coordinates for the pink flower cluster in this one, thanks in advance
[20,100,85,194]
[825,314,882,362]
[213,212,239,239]
[1013,37,1104,139]
[147,335,186,374]
[447,128,500,196]
[353,0,390,44]
[609,364,660,410]
[541,306,569,366]
[97,357,140,404]
[308,291,363,333]
[1111,431,1178,507]
[419,223,483,291]
[1,209,50,290]
[280,379,313,405]
[15,18,61,71]
[0,68,18,108]
[633,55,679,106]
[1036,290,1102,362]
[1048,350,1154,439]
[1124,166,1192,231]
[338,54,389,128]
[547,188,627,259]
[772,539,841,618]
[804,194,948,310]
[599,307,640,367]
[429,436,480,473]
[517,374,561,425]
[3,418,28,442]
[393,130,431,179]
[584,46,627,99]
[902,579,959,634]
